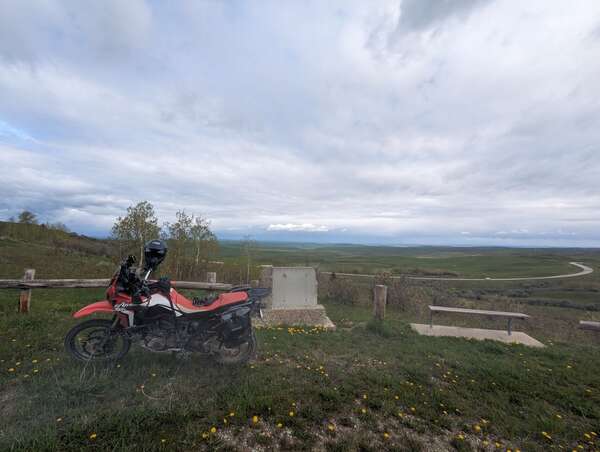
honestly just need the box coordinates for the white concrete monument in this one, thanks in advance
[257,265,335,329]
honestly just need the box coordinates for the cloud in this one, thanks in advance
[267,224,330,232]
[1,1,600,245]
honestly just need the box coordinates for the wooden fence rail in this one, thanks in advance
[0,279,232,290]
[1,269,233,313]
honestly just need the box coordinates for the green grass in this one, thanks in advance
[219,241,596,278]
[2,227,600,450]
[1,289,599,451]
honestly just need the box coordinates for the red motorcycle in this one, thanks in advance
[65,240,268,365]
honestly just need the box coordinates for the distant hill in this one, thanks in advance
[0,221,117,279]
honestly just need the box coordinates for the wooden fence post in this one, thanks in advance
[19,269,35,313]
[373,284,387,321]
[206,272,217,284]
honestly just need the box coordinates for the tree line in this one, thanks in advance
[4,203,258,283]
[111,201,218,281]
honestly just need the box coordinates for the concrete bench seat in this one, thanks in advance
[428,305,530,335]
[579,320,600,331]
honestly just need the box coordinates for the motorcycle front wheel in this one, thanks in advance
[65,319,131,362]
[213,331,257,365]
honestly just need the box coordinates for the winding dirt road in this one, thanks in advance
[322,262,594,282]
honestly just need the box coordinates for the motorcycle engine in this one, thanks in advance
[142,317,182,352]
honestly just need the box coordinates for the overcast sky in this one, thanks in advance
[1,1,600,246]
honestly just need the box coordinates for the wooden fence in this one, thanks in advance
[0,269,232,313]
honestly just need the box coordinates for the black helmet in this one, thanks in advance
[143,239,167,270]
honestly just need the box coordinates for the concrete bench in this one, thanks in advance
[579,320,600,332]
[428,305,530,336]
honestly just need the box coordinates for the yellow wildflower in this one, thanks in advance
[210,427,216,433]
[89,433,97,440]
[252,415,258,424]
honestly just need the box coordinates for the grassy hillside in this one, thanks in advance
[1,291,599,451]
[1,224,600,450]
[0,222,116,279]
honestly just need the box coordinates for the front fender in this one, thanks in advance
[73,301,114,318]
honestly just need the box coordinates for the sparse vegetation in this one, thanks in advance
[1,225,600,450]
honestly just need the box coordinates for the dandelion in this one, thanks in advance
[32,359,38,364]
[474,425,481,432]
[252,415,259,424]
[361,408,367,414]
[277,422,283,428]
[56,418,62,422]
[33,369,38,373]
[210,427,217,433]
[8,368,15,372]
[201,432,209,439]
[223,418,228,424]
[229,412,235,417]
[288,411,295,417]
[542,431,552,440]
[89,433,97,440]
[394,395,399,400]
[151,373,156,377]
[161,439,166,443]
[456,434,465,440]
[584,433,591,439]
[410,407,416,412]
[383,432,390,439]
[482,440,489,446]
[363,394,368,399]
[327,424,335,431]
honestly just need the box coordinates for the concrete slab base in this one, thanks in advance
[410,323,544,348]
[255,305,336,330]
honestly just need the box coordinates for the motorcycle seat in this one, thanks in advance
[193,294,219,307]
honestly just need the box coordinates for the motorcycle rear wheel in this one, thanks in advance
[65,319,131,362]
[213,331,257,365]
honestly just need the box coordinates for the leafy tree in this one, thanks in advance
[191,216,217,267]
[47,222,70,233]
[18,210,38,224]
[241,235,256,284]
[167,210,194,277]
[163,211,217,280]
[111,201,160,264]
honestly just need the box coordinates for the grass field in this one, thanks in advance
[2,230,600,450]
[1,289,599,451]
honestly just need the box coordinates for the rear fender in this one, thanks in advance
[73,301,114,318]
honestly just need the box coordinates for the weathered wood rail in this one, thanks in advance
[0,269,232,313]
[0,278,232,290]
